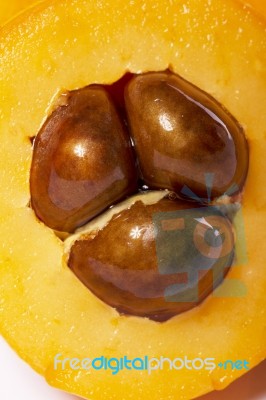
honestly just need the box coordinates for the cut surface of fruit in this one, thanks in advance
[0,0,265,400]
[0,0,40,25]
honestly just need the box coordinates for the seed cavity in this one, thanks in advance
[29,70,248,321]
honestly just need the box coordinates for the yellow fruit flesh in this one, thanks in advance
[0,0,41,26]
[0,0,265,399]
[237,0,266,19]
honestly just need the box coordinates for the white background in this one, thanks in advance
[0,336,265,400]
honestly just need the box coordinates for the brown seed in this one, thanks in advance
[68,198,234,321]
[30,86,137,232]
[125,71,249,202]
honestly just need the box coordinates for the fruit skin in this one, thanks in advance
[0,1,265,400]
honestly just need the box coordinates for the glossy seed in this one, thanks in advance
[68,198,235,321]
[125,71,249,202]
[30,86,137,232]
